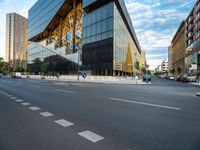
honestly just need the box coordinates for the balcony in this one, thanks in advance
[188,32,194,38]
[187,16,194,25]
[197,3,200,13]
[197,24,200,31]
[187,25,193,33]
[196,14,200,22]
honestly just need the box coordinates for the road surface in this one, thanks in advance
[0,77,200,150]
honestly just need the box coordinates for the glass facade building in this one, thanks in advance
[28,0,141,76]
[28,0,65,40]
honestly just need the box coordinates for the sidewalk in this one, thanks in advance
[190,82,200,86]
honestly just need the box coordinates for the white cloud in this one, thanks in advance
[125,0,193,70]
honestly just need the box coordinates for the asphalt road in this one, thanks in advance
[0,77,200,150]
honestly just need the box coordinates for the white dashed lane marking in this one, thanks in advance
[0,90,106,144]
[78,130,104,143]
[40,112,53,117]
[15,99,24,102]
[21,102,31,106]
[54,89,76,94]
[10,97,17,100]
[54,119,74,127]
[30,85,40,88]
[29,106,41,111]
[6,95,13,97]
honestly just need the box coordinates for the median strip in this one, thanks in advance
[110,97,181,111]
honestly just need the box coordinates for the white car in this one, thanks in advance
[170,76,175,80]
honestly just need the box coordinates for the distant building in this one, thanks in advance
[170,21,187,76]
[5,13,28,69]
[161,58,168,73]
[168,46,172,72]
[141,50,147,68]
[155,65,161,73]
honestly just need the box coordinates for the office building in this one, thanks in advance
[185,0,200,76]
[168,46,172,73]
[5,13,28,68]
[28,0,141,76]
[170,21,187,76]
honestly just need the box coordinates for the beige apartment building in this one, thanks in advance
[141,50,147,69]
[171,21,187,76]
[5,13,28,69]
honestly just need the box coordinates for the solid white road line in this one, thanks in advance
[54,119,74,127]
[40,112,54,117]
[21,102,31,106]
[29,106,41,111]
[30,85,40,88]
[78,131,104,143]
[15,99,23,102]
[110,97,181,111]
[54,89,76,94]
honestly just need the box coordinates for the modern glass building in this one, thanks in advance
[28,0,141,76]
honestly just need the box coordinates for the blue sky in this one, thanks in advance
[0,0,196,69]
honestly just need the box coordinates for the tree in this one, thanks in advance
[141,67,147,75]
[135,60,141,72]
[154,72,161,76]
[2,62,12,74]
[147,70,152,75]
[170,68,175,75]
[176,67,182,76]
[28,58,42,75]
[40,63,48,75]
[0,57,4,73]
[15,66,25,72]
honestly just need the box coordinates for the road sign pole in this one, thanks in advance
[77,50,80,82]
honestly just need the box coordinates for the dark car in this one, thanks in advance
[176,76,184,82]
[143,74,152,81]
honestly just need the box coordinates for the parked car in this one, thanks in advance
[169,76,175,80]
[11,72,22,78]
[183,74,196,82]
[176,76,184,82]
[143,74,152,81]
